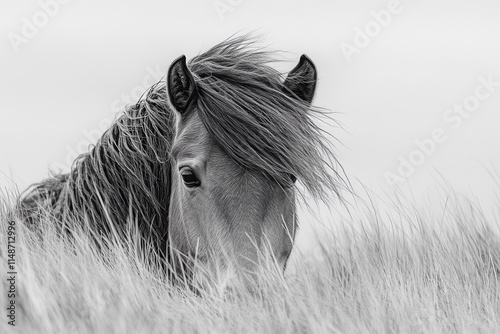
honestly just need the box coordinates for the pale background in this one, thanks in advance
[1,1,499,238]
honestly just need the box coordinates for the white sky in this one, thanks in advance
[1,0,500,233]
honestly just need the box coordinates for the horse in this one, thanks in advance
[17,36,343,287]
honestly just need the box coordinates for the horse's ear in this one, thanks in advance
[167,55,197,113]
[283,55,317,105]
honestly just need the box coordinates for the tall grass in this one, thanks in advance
[1,184,499,333]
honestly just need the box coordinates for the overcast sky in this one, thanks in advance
[1,1,500,233]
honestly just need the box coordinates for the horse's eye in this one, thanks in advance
[180,168,201,188]
[290,174,297,183]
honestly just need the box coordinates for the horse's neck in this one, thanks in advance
[64,100,174,234]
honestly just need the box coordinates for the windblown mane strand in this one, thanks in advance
[20,82,175,248]
[188,36,346,199]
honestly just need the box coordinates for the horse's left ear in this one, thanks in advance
[167,55,197,113]
[283,55,317,105]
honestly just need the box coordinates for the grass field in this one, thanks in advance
[1,184,499,334]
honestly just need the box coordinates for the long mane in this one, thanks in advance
[19,82,174,249]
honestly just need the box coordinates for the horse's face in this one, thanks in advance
[166,54,317,284]
[169,109,296,278]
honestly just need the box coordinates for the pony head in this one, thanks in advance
[166,37,335,287]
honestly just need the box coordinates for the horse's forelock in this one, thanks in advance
[187,36,347,200]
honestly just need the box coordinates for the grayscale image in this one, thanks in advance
[1,1,499,333]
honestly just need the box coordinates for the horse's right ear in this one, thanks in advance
[167,55,197,113]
